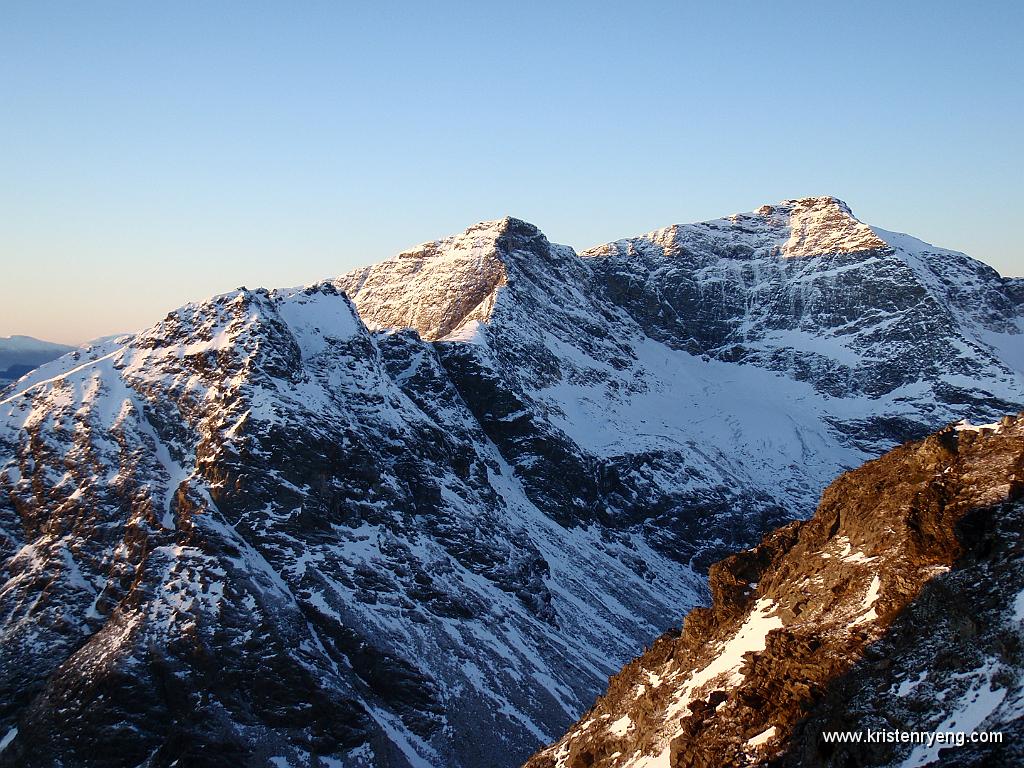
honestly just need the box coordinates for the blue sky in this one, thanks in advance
[2,1,1021,344]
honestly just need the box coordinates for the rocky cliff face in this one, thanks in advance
[584,198,1021,422]
[1,198,1023,767]
[525,416,1024,768]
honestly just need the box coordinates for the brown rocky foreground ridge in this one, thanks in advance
[526,415,1024,768]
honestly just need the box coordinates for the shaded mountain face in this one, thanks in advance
[525,416,1024,768]
[1,197,1023,767]
[0,337,75,390]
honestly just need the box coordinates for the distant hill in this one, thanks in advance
[0,335,75,387]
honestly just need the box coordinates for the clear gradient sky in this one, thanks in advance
[2,1,1022,344]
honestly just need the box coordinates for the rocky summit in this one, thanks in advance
[1,197,1023,767]
[526,415,1024,768]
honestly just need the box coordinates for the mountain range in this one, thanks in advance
[1,196,1022,767]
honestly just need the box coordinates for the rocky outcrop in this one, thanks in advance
[525,416,1024,768]
[1,199,1024,767]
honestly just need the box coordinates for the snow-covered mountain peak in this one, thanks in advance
[759,193,854,217]
[334,216,563,341]
[394,216,542,260]
[582,196,884,266]
[771,195,886,257]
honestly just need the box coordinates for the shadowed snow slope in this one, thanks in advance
[1,198,1024,767]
